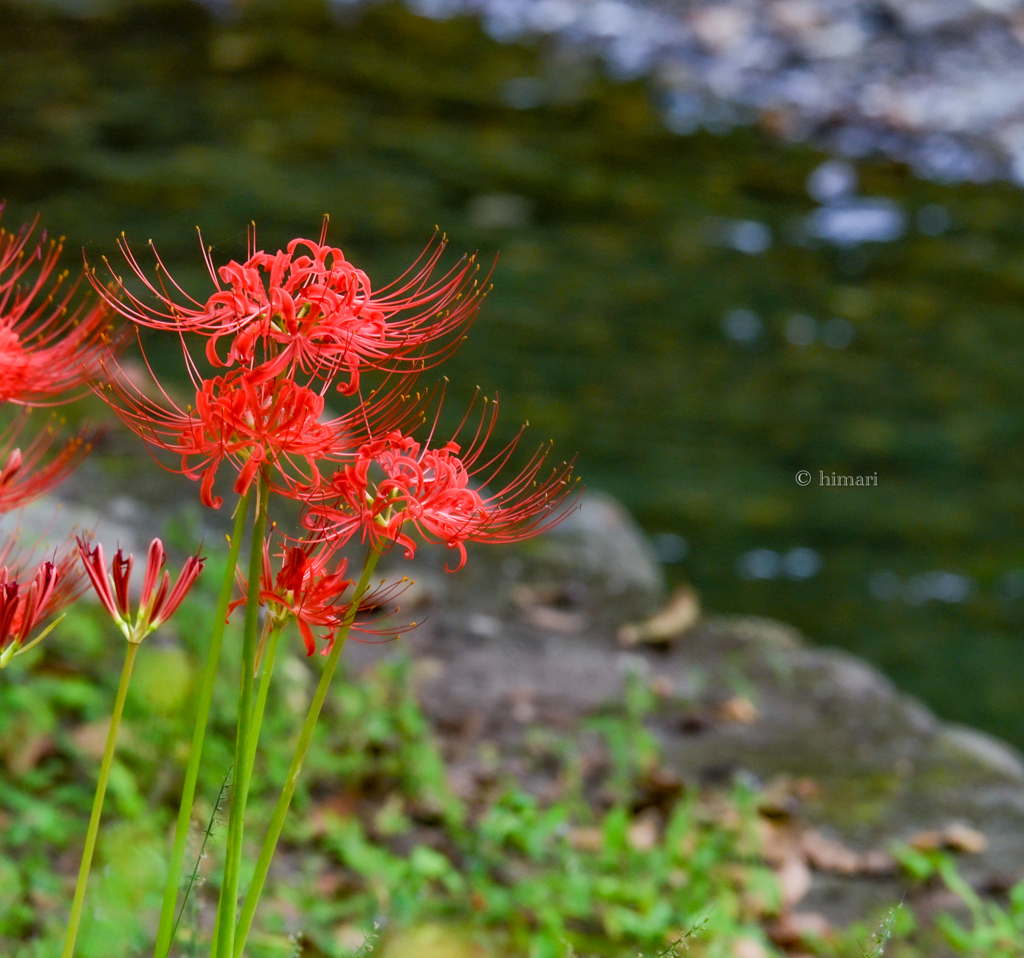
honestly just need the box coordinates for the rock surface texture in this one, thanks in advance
[364,491,1024,923]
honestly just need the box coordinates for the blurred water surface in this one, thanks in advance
[4,0,1024,744]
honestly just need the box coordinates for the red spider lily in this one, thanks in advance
[95,223,486,395]
[77,537,204,643]
[0,413,96,513]
[95,359,423,508]
[230,537,409,656]
[0,546,81,668]
[304,399,579,571]
[0,213,122,405]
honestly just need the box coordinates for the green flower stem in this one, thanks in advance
[233,548,382,958]
[154,491,251,958]
[62,641,140,958]
[215,475,269,958]
[213,621,282,956]
[243,620,284,800]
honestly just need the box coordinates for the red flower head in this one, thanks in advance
[77,537,204,643]
[0,413,95,514]
[96,363,420,508]
[97,223,486,395]
[230,537,407,656]
[0,213,122,405]
[0,543,81,668]
[304,398,579,571]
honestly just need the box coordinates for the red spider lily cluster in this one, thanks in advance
[0,413,93,513]
[305,411,573,572]
[0,211,581,958]
[94,226,467,508]
[0,214,121,405]
[107,230,474,394]
[0,212,125,665]
[229,537,411,656]
[0,547,68,668]
[94,220,578,651]
[82,222,577,958]
[77,537,205,644]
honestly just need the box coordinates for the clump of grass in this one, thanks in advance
[864,904,901,958]
[174,765,232,955]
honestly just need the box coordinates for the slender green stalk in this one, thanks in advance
[233,548,382,957]
[215,476,269,958]
[210,898,221,958]
[212,594,280,958]
[243,620,284,800]
[62,641,140,958]
[208,622,283,953]
[153,491,252,958]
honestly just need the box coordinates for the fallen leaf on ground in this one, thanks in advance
[525,605,586,634]
[760,775,805,816]
[731,935,768,958]
[908,823,987,854]
[943,823,988,854]
[70,720,112,761]
[307,794,358,836]
[859,849,898,874]
[4,731,55,774]
[776,854,812,907]
[800,829,861,875]
[617,585,701,646]
[717,695,760,724]
[567,827,604,852]
[908,829,943,851]
[757,817,799,866]
[315,871,345,896]
[627,810,660,851]
[769,911,834,947]
[791,777,820,800]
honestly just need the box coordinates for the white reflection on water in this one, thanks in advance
[738,547,822,580]
[805,199,905,246]
[870,570,973,604]
[784,313,817,346]
[738,548,781,579]
[806,159,857,203]
[722,308,763,344]
[653,532,688,564]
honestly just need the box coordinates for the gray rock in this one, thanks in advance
[375,490,667,626]
[522,491,665,599]
[400,604,1024,925]
[938,725,1024,784]
[0,494,145,564]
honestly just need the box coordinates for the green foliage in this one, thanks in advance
[0,596,1018,958]
[583,666,661,807]
[934,857,1024,957]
